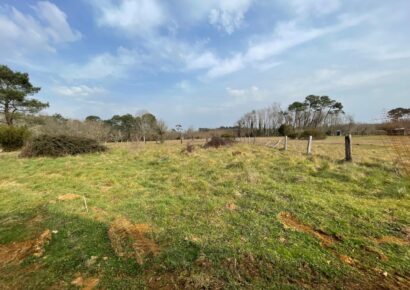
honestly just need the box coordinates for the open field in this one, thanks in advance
[0,136,409,289]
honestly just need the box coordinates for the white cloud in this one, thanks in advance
[287,0,340,16]
[209,0,253,34]
[32,1,81,43]
[206,53,244,78]
[184,51,219,70]
[226,85,264,104]
[204,14,365,78]
[64,47,140,80]
[53,85,106,97]
[175,80,192,91]
[89,0,166,36]
[0,1,80,55]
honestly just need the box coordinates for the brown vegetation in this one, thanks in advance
[108,218,159,265]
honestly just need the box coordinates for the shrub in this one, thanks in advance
[299,128,327,140]
[0,126,30,151]
[287,132,300,139]
[204,136,234,148]
[20,135,107,157]
[278,124,293,136]
[220,133,235,139]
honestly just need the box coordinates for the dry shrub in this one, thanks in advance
[20,135,106,158]
[204,137,234,148]
[181,143,195,154]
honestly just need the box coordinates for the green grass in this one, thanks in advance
[0,136,409,289]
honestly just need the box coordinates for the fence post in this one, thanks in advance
[284,136,288,151]
[307,136,312,155]
[345,134,352,161]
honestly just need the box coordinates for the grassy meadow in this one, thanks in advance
[0,136,409,289]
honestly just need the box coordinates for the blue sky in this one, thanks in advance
[1,0,409,128]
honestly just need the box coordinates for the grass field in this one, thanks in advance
[0,136,409,289]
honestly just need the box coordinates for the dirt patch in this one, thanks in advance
[71,274,99,290]
[90,207,110,222]
[339,255,356,265]
[108,218,159,265]
[363,245,388,261]
[373,236,409,246]
[226,203,237,211]
[145,269,224,290]
[278,212,339,247]
[58,194,82,201]
[0,229,51,267]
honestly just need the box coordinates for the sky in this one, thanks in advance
[1,0,409,128]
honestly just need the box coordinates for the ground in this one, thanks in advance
[0,136,409,289]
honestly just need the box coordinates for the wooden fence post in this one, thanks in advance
[284,136,288,151]
[345,134,352,161]
[307,136,312,155]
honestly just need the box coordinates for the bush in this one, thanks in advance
[220,133,235,139]
[20,135,107,157]
[299,128,327,140]
[204,136,234,148]
[278,124,293,136]
[0,126,30,151]
[287,132,300,139]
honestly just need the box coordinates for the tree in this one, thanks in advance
[138,112,157,143]
[0,65,48,126]
[388,108,410,121]
[85,115,101,122]
[156,119,168,143]
[106,114,136,141]
[175,124,183,143]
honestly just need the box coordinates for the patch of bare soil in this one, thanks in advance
[71,274,100,290]
[108,218,159,265]
[0,229,51,267]
[339,255,356,265]
[278,212,339,247]
[90,207,110,222]
[373,236,409,246]
[226,203,237,211]
[145,269,224,290]
[57,194,82,201]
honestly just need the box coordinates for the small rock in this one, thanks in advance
[383,271,388,277]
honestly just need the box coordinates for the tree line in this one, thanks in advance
[236,95,347,137]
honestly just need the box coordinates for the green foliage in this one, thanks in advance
[299,128,327,140]
[85,115,101,122]
[220,133,235,139]
[387,107,410,121]
[0,137,409,289]
[0,126,30,151]
[278,124,293,136]
[0,65,48,126]
[20,135,106,157]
